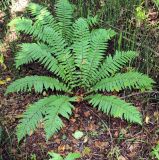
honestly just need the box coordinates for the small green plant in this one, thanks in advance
[6,0,155,142]
[48,152,81,160]
[135,4,147,27]
[151,144,159,159]
[29,154,37,160]
[135,6,147,21]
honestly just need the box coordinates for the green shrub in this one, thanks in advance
[6,0,155,142]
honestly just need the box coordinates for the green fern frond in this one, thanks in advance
[72,18,90,86]
[57,51,77,88]
[16,96,55,142]
[27,3,58,29]
[15,43,76,85]
[15,43,68,80]
[92,51,138,84]
[44,96,74,140]
[15,43,75,86]
[72,18,90,68]
[100,50,138,78]
[88,94,142,124]
[15,43,56,68]
[55,0,74,41]
[92,71,155,92]
[9,17,65,49]
[82,29,116,87]
[8,17,48,42]
[17,95,75,142]
[5,76,68,94]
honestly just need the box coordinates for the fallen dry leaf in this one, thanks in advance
[94,141,109,149]
[58,145,66,152]
[55,139,61,144]
[84,111,91,117]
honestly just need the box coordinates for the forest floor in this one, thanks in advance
[0,58,159,160]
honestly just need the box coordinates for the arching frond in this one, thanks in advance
[88,94,142,124]
[82,29,116,87]
[72,18,90,86]
[55,0,74,41]
[15,43,67,81]
[16,95,75,142]
[57,50,77,88]
[92,71,155,92]
[91,51,138,85]
[16,96,55,142]
[9,17,65,49]
[44,96,75,140]
[6,76,68,94]
[72,18,90,68]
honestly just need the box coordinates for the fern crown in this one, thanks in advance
[6,0,155,142]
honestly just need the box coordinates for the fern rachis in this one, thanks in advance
[6,0,155,142]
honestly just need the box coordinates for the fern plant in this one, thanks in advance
[6,0,155,142]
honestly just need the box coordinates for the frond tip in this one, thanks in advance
[88,94,142,124]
